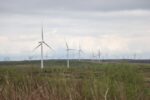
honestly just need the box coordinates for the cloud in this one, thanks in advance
[0,0,150,15]
[0,0,150,60]
[0,36,8,43]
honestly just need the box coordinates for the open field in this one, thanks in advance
[0,60,150,100]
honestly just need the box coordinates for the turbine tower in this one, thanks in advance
[65,41,74,68]
[98,49,101,62]
[92,50,96,61]
[33,25,53,69]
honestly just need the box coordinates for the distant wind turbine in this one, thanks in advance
[133,53,137,60]
[65,41,75,68]
[98,49,101,62]
[92,50,96,61]
[78,44,84,61]
[28,56,33,61]
[33,25,53,69]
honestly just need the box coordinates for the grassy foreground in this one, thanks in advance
[0,60,150,100]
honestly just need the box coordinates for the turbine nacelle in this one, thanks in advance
[39,41,44,44]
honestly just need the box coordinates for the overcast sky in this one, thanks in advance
[0,0,150,60]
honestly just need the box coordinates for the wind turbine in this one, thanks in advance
[92,50,96,61]
[133,53,137,60]
[78,44,84,61]
[65,41,75,68]
[28,56,33,61]
[98,49,101,62]
[33,25,53,69]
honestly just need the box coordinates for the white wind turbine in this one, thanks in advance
[92,50,96,61]
[98,49,101,62]
[65,41,75,68]
[33,25,53,69]
[133,53,137,60]
[78,44,84,61]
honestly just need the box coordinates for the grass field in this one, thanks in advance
[0,60,150,100]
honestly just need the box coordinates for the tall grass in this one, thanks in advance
[0,61,149,100]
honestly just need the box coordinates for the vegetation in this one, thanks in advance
[0,60,150,100]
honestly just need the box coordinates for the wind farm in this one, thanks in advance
[0,24,150,100]
[0,0,150,99]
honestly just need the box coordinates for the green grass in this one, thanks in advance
[0,60,150,100]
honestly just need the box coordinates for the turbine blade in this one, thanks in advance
[33,43,41,51]
[41,24,44,41]
[43,42,54,50]
[81,50,84,53]
[69,49,76,51]
[65,41,69,49]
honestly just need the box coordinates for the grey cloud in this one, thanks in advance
[0,0,150,15]
[0,0,150,60]
[0,10,149,37]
